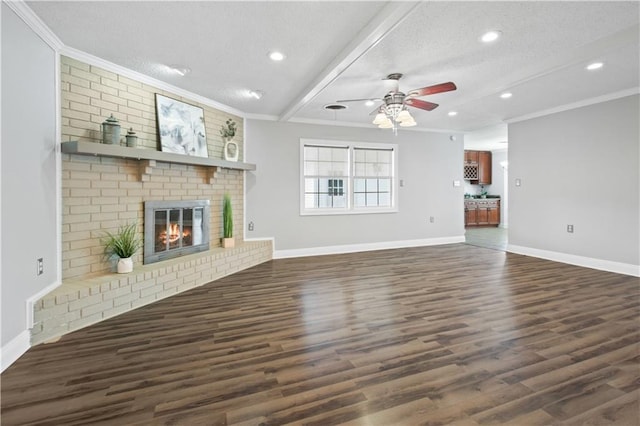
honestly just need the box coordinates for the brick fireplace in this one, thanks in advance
[29,56,273,345]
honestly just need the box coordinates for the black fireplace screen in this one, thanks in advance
[144,200,210,264]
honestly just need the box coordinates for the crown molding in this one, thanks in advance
[3,0,63,50]
[506,87,640,124]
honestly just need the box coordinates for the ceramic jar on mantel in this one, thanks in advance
[101,114,121,145]
[125,127,138,147]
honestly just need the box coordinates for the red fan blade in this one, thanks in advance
[405,98,439,111]
[407,82,457,98]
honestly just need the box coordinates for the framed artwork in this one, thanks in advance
[155,94,208,158]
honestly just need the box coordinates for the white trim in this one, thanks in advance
[1,330,30,373]
[507,244,640,277]
[274,236,466,259]
[3,0,63,50]
[60,46,245,117]
[506,88,639,124]
[26,279,61,329]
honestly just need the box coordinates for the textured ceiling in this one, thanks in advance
[25,1,640,147]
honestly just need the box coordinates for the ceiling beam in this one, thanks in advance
[278,1,421,122]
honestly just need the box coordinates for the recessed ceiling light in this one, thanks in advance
[365,100,375,107]
[167,65,191,76]
[586,62,604,71]
[269,51,285,61]
[248,90,263,100]
[324,104,347,110]
[448,111,458,117]
[500,92,513,99]
[481,30,502,43]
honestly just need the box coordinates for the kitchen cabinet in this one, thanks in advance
[463,150,492,184]
[476,151,492,185]
[464,198,500,227]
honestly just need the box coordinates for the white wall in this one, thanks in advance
[1,4,58,368]
[508,94,639,273]
[245,120,465,255]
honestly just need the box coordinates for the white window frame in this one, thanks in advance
[300,139,399,216]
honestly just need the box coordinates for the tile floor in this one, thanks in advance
[464,226,508,251]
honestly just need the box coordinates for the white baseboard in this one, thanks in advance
[507,244,640,277]
[1,330,31,373]
[274,236,465,259]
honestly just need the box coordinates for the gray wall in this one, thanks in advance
[509,94,639,266]
[245,120,464,253]
[1,4,58,347]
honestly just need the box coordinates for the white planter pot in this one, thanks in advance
[221,237,235,248]
[117,257,133,273]
[224,139,239,162]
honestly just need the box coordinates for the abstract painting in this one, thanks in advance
[155,94,208,158]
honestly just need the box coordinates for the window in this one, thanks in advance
[301,139,398,215]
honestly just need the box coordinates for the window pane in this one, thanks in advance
[305,178,318,192]
[353,178,365,192]
[304,161,317,175]
[305,194,317,209]
[379,192,391,207]
[333,195,347,208]
[354,193,366,207]
[366,179,378,191]
[304,146,318,161]
[318,194,331,208]
[379,178,390,192]
[366,193,378,206]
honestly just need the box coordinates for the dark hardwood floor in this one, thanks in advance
[2,244,639,425]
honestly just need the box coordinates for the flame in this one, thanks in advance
[158,223,191,245]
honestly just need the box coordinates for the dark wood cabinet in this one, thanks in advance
[464,198,500,227]
[464,150,479,164]
[477,151,492,185]
[464,150,492,185]
[464,201,477,227]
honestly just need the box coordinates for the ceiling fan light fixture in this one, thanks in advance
[500,92,513,99]
[399,119,417,127]
[378,119,394,129]
[396,109,413,122]
[448,111,458,117]
[372,112,387,125]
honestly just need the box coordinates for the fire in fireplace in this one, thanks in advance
[144,200,210,264]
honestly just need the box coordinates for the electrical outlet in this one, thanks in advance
[37,258,44,276]
[248,221,254,231]
[567,224,574,233]
[429,216,435,223]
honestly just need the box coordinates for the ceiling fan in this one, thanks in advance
[337,73,457,130]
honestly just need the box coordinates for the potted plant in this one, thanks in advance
[221,193,234,248]
[103,222,142,273]
[219,118,237,141]
[220,118,239,161]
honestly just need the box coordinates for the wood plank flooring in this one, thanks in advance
[1,244,639,425]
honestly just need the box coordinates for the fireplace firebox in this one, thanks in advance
[144,200,210,264]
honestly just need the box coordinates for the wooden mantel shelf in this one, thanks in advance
[61,141,256,171]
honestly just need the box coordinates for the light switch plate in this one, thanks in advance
[515,178,522,187]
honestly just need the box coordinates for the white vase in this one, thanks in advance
[224,138,239,162]
[117,257,133,273]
